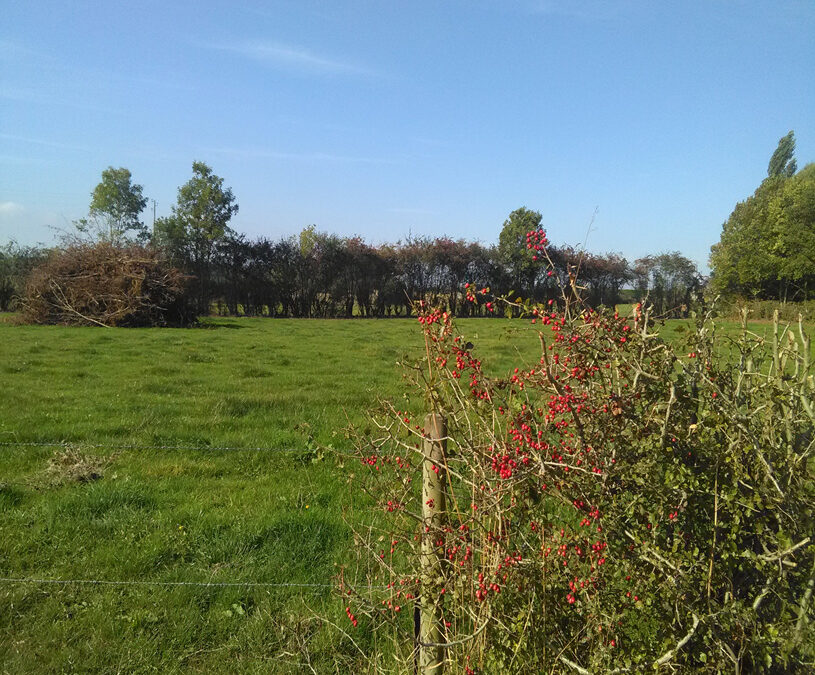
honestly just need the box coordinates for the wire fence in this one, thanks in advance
[0,577,390,597]
[0,439,371,599]
[0,440,340,490]
[0,577,339,590]
[0,440,339,453]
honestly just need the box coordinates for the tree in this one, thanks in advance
[634,252,701,316]
[80,167,148,243]
[770,163,815,296]
[154,161,238,313]
[578,252,631,307]
[709,176,786,298]
[710,164,815,301]
[768,130,797,178]
[710,132,813,301]
[346,237,386,317]
[427,237,479,315]
[497,207,543,297]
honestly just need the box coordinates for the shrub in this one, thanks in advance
[715,298,815,322]
[0,243,49,311]
[345,231,815,673]
[21,242,196,326]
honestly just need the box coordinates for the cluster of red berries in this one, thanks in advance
[417,308,448,325]
[463,282,490,305]
[525,228,549,261]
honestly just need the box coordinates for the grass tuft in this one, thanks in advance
[44,446,111,486]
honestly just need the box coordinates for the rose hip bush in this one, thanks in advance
[344,230,815,673]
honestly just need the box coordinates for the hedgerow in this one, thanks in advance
[345,229,815,673]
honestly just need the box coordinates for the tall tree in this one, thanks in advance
[154,161,238,313]
[81,167,148,243]
[710,160,815,301]
[497,207,543,297]
[770,163,815,298]
[768,131,797,178]
[710,133,809,299]
[709,176,785,298]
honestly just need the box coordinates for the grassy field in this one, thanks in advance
[0,317,549,673]
[0,314,798,672]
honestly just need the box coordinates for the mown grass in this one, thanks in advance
[0,314,804,672]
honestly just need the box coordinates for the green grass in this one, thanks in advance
[0,317,545,673]
[0,317,540,449]
[0,314,805,672]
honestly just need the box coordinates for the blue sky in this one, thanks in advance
[1,1,813,271]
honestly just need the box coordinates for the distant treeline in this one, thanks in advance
[207,232,630,317]
[2,232,702,321]
[197,231,699,319]
[7,129,813,326]
[1,163,703,325]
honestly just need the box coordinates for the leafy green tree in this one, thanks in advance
[710,131,813,300]
[154,161,238,313]
[709,177,784,298]
[497,207,543,296]
[298,224,318,256]
[710,165,815,301]
[79,167,148,243]
[768,130,797,178]
[770,163,815,296]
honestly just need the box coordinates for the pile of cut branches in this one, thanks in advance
[22,242,195,327]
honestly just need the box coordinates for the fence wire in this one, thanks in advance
[0,441,370,597]
[0,440,342,453]
[0,577,386,592]
[0,577,332,589]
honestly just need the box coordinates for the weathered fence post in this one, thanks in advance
[420,412,446,675]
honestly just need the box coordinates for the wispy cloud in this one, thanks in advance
[206,146,398,165]
[0,85,123,114]
[207,40,374,76]
[0,201,24,215]
[0,133,91,152]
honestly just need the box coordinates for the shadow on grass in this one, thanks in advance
[195,319,245,330]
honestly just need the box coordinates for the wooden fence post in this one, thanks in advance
[420,412,446,675]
